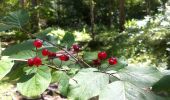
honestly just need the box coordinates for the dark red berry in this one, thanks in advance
[98,51,107,60]
[33,39,43,48]
[27,58,34,66]
[72,44,80,52]
[33,57,42,66]
[48,52,56,58]
[93,59,101,65]
[108,57,117,65]
[42,49,49,56]
[59,55,69,61]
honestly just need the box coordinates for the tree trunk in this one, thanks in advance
[19,0,26,8]
[119,0,125,32]
[31,0,39,33]
[109,0,114,28]
[145,0,151,15]
[90,0,95,40]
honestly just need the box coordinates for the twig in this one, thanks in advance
[42,64,70,71]
[12,59,27,62]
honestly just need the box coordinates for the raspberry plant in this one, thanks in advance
[0,10,170,100]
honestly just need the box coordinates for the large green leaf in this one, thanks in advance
[4,62,25,82]
[0,10,29,31]
[2,39,57,59]
[51,71,69,96]
[0,56,14,80]
[0,23,14,32]
[61,32,75,48]
[117,64,163,88]
[68,68,109,100]
[2,40,35,58]
[99,81,165,100]
[17,66,51,98]
[152,75,170,93]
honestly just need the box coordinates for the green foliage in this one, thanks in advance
[68,68,109,100]
[0,56,14,80]
[61,32,75,48]
[83,51,98,62]
[152,75,170,93]
[1,3,170,99]
[118,64,163,88]
[0,10,29,31]
[99,81,164,100]
[17,66,51,98]
[2,40,36,59]
[51,71,69,96]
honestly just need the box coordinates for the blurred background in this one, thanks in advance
[1,0,170,68]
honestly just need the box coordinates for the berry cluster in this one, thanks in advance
[27,39,80,67]
[27,57,42,67]
[93,51,117,66]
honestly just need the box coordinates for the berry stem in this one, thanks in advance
[106,64,110,70]
[36,47,38,56]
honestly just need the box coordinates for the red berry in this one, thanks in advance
[48,52,56,58]
[33,57,42,66]
[72,44,80,52]
[33,39,43,48]
[27,58,34,66]
[98,51,107,60]
[59,55,69,61]
[93,59,101,65]
[42,49,49,56]
[108,57,117,65]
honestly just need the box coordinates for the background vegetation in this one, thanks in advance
[1,0,170,99]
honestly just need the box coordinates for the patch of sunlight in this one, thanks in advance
[48,28,91,42]
[49,28,66,40]
[0,81,14,100]
[0,31,15,36]
[73,31,91,42]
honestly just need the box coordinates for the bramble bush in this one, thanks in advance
[1,10,170,100]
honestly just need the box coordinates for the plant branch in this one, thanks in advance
[21,28,92,68]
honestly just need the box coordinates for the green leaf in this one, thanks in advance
[2,40,35,59]
[0,56,14,80]
[0,10,29,31]
[17,66,51,98]
[23,67,38,75]
[68,68,109,100]
[152,75,170,93]
[2,39,57,59]
[0,23,14,32]
[83,51,98,62]
[99,81,165,100]
[61,32,75,48]
[117,64,163,88]
[51,71,69,96]
[4,62,25,82]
